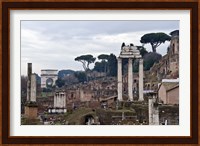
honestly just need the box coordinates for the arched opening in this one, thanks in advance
[84,115,95,125]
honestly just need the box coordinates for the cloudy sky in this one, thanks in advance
[21,20,179,76]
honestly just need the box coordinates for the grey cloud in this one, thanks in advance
[21,20,178,75]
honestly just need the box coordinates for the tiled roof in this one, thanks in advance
[162,82,179,91]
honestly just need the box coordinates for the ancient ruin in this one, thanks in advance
[48,91,67,113]
[118,44,143,101]
[21,30,180,125]
[41,69,58,88]
[148,92,159,125]
[24,63,38,119]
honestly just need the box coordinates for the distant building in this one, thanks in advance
[41,69,58,88]
[158,79,179,104]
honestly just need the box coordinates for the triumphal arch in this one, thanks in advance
[117,44,144,101]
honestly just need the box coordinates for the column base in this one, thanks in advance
[24,105,38,119]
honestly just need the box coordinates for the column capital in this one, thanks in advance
[139,58,143,63]
[128,58,133,63]
[117,57,122,62]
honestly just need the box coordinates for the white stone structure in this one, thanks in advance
[149,94,159,125]
[117,58,123,101]
[48,91,67,114]
[118,44,144,101]
[27,63,32,101]
[54,91,66,108]
[26,63,37,102]
[138,59,144,101]
[41,69,58,88]
[30,74,37,102]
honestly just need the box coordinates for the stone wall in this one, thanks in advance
[158,85,167,104]
[167,86,179,104]
[96,109,137,125]
[131,103,179,125]
[159,105,179,125]
[37,96,54,113]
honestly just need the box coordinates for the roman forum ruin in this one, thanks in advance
[24,63,38,119]
[118,44,144,101]
[22,30,179,125]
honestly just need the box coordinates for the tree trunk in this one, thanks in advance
[152,46,156,52]
[150,43,157,52]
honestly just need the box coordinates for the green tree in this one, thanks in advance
[75,54,96,81]
[107,54,117,76]
[137,46,148,57]
[98,54,109,75]
[74,71,87,83]
[143,52,162,71]
[140,32,171,52]
[93,61,105,72]
[75,54,96,71]
[56,78,65,88]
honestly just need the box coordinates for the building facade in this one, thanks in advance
[158,79,179,104]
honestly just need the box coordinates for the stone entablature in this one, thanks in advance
[120,45,141,58]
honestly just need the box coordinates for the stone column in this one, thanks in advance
[54,93,57,108]
[63,93,66,108]
[153,105,159,125]
[128,58,133,101]
[148,98,153,125]
[27,63,32,101]
[62,93,65,108]
[30,74,37,102]
[139,59,144,101]
[117,58,123,101]
[149,96,159,125]
[152,94,159,125]
[61,94,63,108]
[58,94,61,108]
[62,94,64,108]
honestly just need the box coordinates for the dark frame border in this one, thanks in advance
[2,1,198,144]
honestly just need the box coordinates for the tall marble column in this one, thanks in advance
[149,94,159,125]
[148,98,153,125]
[27,63,32,101]
[117,58,123,101]
[139,59,144,101]
[30,74,37,102]
[128,58,133,101]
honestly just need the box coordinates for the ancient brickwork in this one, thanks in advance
[144,30,179,91]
